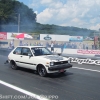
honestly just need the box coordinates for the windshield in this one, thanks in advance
[31,47,53,56]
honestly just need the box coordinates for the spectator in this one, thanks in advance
[61,43,64,53]
[10,39,14,49]
[19,40,23,46]
[51,41,54,52]
[86,44,88,50]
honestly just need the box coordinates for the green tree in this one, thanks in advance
[0,0,36,32]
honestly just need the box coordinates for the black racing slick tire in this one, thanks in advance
[10,61,18,70]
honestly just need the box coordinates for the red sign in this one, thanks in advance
[77,50,100,55]
[0,32,7,40]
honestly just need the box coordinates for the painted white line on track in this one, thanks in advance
[73,67,100,73]
[0,80,50,100]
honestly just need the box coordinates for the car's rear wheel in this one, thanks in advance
[38,65,47,77]
[10,61,18,70]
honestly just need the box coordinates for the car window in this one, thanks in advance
[21,48,32,56]
[31,47,52,56]
[13,47,22,55]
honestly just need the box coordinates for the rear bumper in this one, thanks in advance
[48,63,72,71]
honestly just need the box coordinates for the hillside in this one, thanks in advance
[31,23,95,36]
[0,0,96,36]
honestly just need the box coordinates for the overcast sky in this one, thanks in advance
[18,0,100,30]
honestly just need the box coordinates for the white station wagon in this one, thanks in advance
[8,46,72,77]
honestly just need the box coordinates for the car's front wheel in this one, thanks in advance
[10,61,18,70]
[38,65,47,77]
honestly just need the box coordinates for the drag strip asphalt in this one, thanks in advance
[0,55,100,100]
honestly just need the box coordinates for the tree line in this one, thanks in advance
[0,0,95,36]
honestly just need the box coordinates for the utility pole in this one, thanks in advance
[94,32,97,49]
[18,13,20,33]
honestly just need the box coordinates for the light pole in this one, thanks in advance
[18,13,20,33]
[98,29,100,49]
[14,13,20,33]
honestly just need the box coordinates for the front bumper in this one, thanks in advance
[48,63,72,71]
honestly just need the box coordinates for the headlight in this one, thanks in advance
[50,62,54,66]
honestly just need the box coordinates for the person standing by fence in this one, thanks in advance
[10,39,14,49]
[61,43,64,53]
[51,41,54,52]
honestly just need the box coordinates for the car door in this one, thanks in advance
[19,47,36,70]
[12,47,23,67]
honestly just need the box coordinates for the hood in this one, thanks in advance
[43,55,64,61]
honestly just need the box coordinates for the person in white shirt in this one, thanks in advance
[10,39,14,49]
